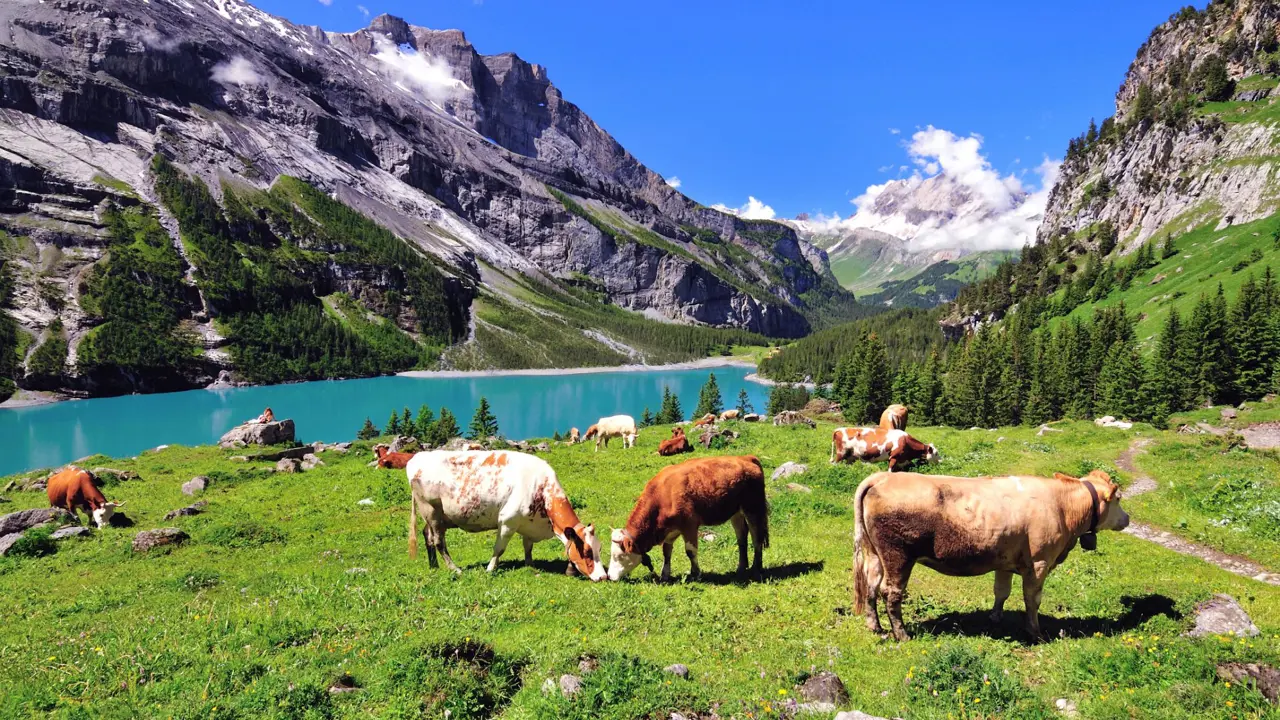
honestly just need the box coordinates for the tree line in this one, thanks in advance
[357,397,498,445]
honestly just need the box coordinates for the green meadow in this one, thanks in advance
[1,418,1278,719]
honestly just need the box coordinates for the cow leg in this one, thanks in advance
[522,535,535,567]
[990,571,1013,623]
[661,539,675,582]
[682,528,701,581]
[861,548,886,634]
[731,513,749,578]
[435,524,462,574]
[486,525,516,573]
[1022,562,1050,640]
[745,513,766,582]
[880,550,915,642]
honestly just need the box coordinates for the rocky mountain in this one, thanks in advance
[0,0,856,399]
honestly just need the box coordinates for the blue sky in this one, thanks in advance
[254,0,1194,221]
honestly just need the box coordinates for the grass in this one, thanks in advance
[1,421,1279,718]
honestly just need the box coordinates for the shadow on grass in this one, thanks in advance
[916,594,1181,644]
[629,560,826,586]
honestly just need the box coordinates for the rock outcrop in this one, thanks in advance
[218,420,296,448]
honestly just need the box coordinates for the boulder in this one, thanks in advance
[251,446,312,462]
[699,428,738,449]
[218,419,295,448]
[276,458,302,473]
[1187,594,1259,637]
[132,528,189,553]
[534,442,550,452]
[1222,407,1238,420]
[558,674,582,697]
[1216,662,1279,704]
[389,436,418,453]
[773,411,816,428]
[772,462,808,481]
[182,476,209,496]
[1055,697,1080,717]
[0,532,23,556]
[743,413,761,422]
[0,508,76,536]
[300,454,324,471]
[798,671,849,706]
[50,526,92,540]
[785,482,813,493]
[163,501,208,520]
[834,713,891,720]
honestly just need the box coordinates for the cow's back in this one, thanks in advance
[646,456,764,526]
[47,467,97,509]
[598,415,636,435]
[408,450,555,527]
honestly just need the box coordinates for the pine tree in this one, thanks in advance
[892,363,918,406]
[1161,234,1178,259]
[1228,275,1278,400]
[915,351,944,425]
[467,397,499,440]
[843,334,892,424]
[1097,339,1146,420]
[736,388,753,415]
[658,386,684,424]
[357,417,379,440]
[640,407,655,427]
[415,404,435,439]
[553,430,562,442]
[386,410,402,436]
[1151,309,1188,413]
[435,408,461,442]
[694,373,724,418]
[401,407,413,435]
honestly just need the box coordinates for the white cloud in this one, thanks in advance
[888,128,901,135]
[372,36,470,105]
[139,29,182,52]
[211,56,263,87]
[665,176,682,189]
[318,0,333,6]
[357,4,370,18]
[712,196,777,221]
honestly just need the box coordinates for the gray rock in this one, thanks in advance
[1222,407,1238,420]
[743,413,762,422]
[1234,88,1272,103]
[834,713,891,720]
[772,462,808,481]
[0,508,75,536]
[558,674,582,697]
[797,702,837,714]
[578,657,599,674]
[357,498,375,506]
[389,436,418,453]
[300,454,324,470]
[664,663,689,678]
[252,446,313,462]
[541,678,557,695]
[132,528,189,553]
[534,442,550,452]
[0,532,24,556]
[163,501,208,520]
[219,420,296,448]
[1187,594,1260,637]
[785,482,813,493]
[1216,662,1279,704]
[1055,698,1080,717]
[182,476,209,496]
[798,671,849,706]
[773,411,816,428]
[50,526,92,540]
[276,458,302,473]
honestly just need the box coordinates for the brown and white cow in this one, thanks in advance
[583,415,638,451]
[853,469,1129,641]
[373,444,414,469]
[657,427,693,457]
[692,413,717,428]
[406,450,606,580]
[719,409,741,421]
[47,466,124,528]
[879,404,908,430]
[608,455,768,582]
[830,427,938,471]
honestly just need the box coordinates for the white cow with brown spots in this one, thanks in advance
[582,415,638,451]
[406,451,606,580]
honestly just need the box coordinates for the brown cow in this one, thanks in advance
[46,466,124,528]
[853,469,1129,641]
[374,444,414,469]
[657,427,693,457]
[608,455,768,582]
[831,427,938,471]
[692,413,717,427]
[879,404,908,430]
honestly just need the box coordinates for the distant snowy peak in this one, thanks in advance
[840,173,1030,250]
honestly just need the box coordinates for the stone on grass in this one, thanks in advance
[164,501,208,520]
[328,672,360,695]
[132,528,189,553]
[834,712,891,720]
[1055,697,1079,716]
[276,458,301,473]
[1216,663,1279,704]
[357,498,375,506]
[389,436,418,453]
[743,413,761,422]
[50,526,92,540]
[219,419,295,448]
[1222,407,1238,420]
[541,678,557,694]
[773,411,816,428]
[300,454,324,471]
[558,674,582,696]
[772,462,808,481]
[578,656,599,674]
[785,482,813,493]
[0,533,24,556]
[534,442,550,452]
[1187,594,1259,638]
[0,508,75,536]
[182,476,209,496]
[798,671,849,706]
[664,663,689,679]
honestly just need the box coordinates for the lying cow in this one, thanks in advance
[47,466,124,528]
[608,455,768,582]
[692,413,717,428]
[853,469,1129,641]
[373,444,414,469]
[879,404,908,430]
[657,427,692,457]
[583,415,637,451]
[568,427,581,444]
[719,409,741,421]
[831,427,938,471]
[407,450,606,580]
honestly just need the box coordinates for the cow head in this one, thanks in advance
[1056,470,1130,533]
[607,528,652,581]
[563,524,606,581]
[923,443,941,464]
[92,501,124,528]
[584,425,599,440]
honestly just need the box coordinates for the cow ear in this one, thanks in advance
[1087,469,1112,483]
[1103,484,1119,501]
[563,526,580,544]
[1053,472,1076,481]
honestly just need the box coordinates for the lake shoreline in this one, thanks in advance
[399,357,760,380]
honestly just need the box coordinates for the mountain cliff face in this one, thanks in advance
[0,0,854,398]
[1041,0,1280,249]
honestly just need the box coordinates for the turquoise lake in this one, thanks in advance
[0,365,769,477]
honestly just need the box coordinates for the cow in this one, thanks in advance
[568,427,581,444]
[373,444,414,469]
[608,455,768,582]
[719,409,741,421]
[692,413,717,427]
[879,404,908,430]
[406,450,606,581]
[657,427,693,457]
[853,469,1129,641]
[46,466,124,528]
[831,427,938,471]
[583,415,637,451]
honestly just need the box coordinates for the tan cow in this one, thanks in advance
[568,427,581,444]
[879,404,908,430]
[692,413,717,428]
[47,467,124,528]
[608,455,768,582]
[583,415,638,451]
[719,409,741,421]
[853,469,1129,641]
[830,427,938,471]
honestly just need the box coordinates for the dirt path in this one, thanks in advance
[1115,437,1280,586]
[1240,421,1280,449]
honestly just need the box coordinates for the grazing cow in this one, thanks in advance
[831,427,938,471]
[608,455,768,582]
[407,451,606,580]
[879,404,908,430]
[568,427,581,444]
[373,444,414,469]
[46,466,124,528]
[693,413,717,427]
[657,427,693,457]
[854,469,1129,641]
[583,415,638,451]
[719,409,740,421]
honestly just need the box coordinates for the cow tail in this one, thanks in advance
[408,484,419,560]
[853,475,879,614]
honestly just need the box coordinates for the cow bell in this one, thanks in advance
[1080,532,1098,551]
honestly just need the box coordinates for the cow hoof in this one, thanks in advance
[989,611,1004,623]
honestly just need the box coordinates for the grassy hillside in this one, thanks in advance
[2,421,1277,718]
[862,251,1017,308]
